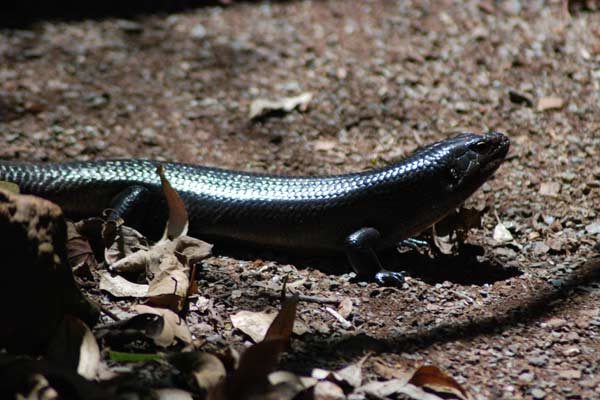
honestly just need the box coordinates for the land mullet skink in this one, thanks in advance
[0,132,509,285]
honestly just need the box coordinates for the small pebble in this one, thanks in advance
[519,372,535,383]
[585,221,600,234]
[528,356,547,367]
[531,388,546,399]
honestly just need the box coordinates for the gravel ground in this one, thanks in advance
[1,1,599,399]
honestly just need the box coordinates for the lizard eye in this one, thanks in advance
[470,140,493,155]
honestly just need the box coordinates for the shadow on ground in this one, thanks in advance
[285,257,600,372]
[385,243,522,285]
[0,0,296,28]
[215,241,521,286]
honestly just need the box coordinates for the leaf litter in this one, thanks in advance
[3,2,600,398]
[2,164,487,399]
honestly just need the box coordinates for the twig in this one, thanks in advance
[99,304,121,321]
[256,290,341,305]
[325,306,352,329]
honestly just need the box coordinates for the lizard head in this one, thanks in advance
[441,131,510,193]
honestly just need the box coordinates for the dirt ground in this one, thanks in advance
[1,0,599,399]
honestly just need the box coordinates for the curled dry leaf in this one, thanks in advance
[0,357,111,399]
[249,92,313,120]
[20,374,58,400]
[168,352,226,393]
[409,365,472,400]
[432,229,456,255]
[311,355,367,394]
[211,296,299,399]
[46,316,101,380]
[357,379,408,398]
[333,355,368,389]
[435,207,484,237]
[133,304,192,347]
[66,222,97,278]
[108,234,211,311]
[231,310,277,343]
[104,225,149,266]
[325,306,352,329]
[231,297,300,344]
[264,297,298,346]
[267,371,311,400]
[359,379,443,400]
[154,388,194,400]
[223,338,287,399]
[432,207,484,254]
[157,164,189,240]
[99,271,149,298]
[268,371,309,393]
[314,380,345,399]
[97,313,165,349]
[146,236,212,311]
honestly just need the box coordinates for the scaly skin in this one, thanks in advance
[0,132,509,254]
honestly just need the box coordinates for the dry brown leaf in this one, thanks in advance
[432,230,455,255]
[264,296,298,346]
[314,380,345,399]
[18,374,58,400]
[66,222,97,278]
[95,313,165,347]
[154,388,194,400]
[432,207,484,254]
[267,371,311,400]
[109,248,152,273]
[225,339,287,399]
[188,263,199,296]
[434,207,483,237]
[231,310,277,343]
[46,316,101,380]
[146,252,189,298]
[175,235,213,265]
[359,379,444,399]
[157,164,189,240]
[325,306,352,329]
[230,297,299,344]
[0,181,19,193]
[249,92,312,119]
[310,355,367,394]
[109,235,211,310]
[536,96,564,111]
[168,352,227,393]
[211,296,299,399]
[99,272,149,298]
[358,379,408,398]
[133,304,192,347]
[77,321,102,380]
[337,298,353,319]
[333,355,368,389]
[409,365,472,400]
[104,225,149,266]
[268,371,308,392]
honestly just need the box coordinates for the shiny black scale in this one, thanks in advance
[0,132,509,285]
